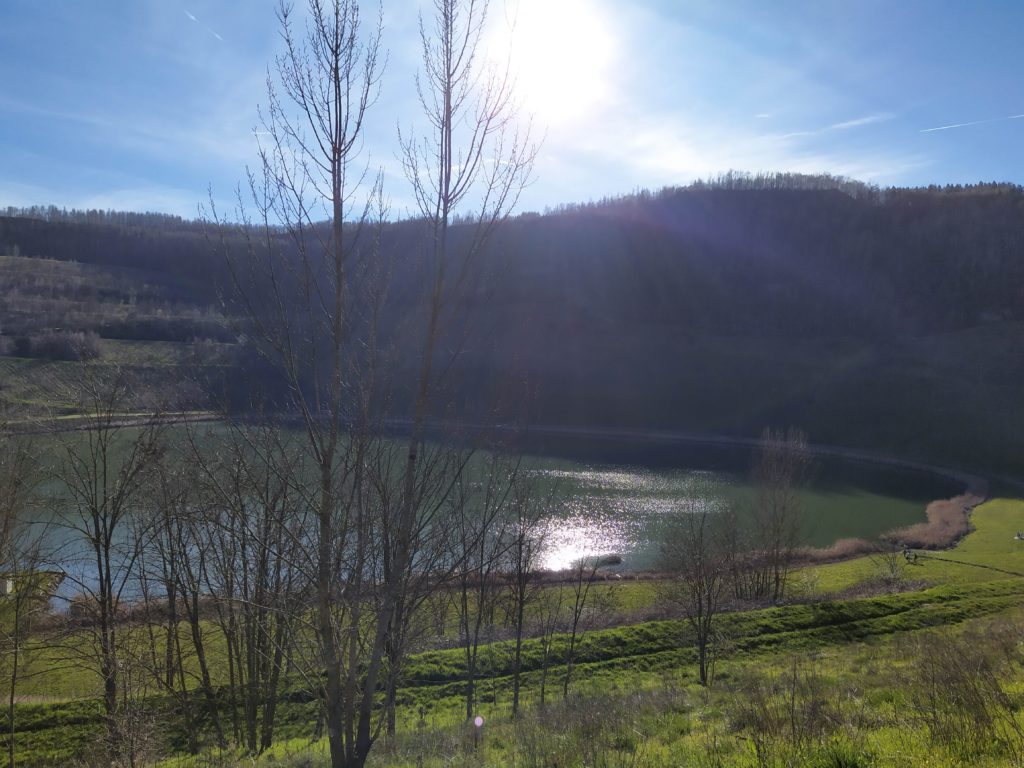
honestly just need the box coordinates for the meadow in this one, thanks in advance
[5,485,1023,767]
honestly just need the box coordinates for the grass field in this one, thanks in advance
[142,578,1024,768]
[10,577,1024,766]
[0,342,217,418]
[7,498,1024,766]
[813,495,1024,592]
[3,416,1020,766]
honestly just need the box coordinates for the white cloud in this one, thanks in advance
[0,179,203,218]
[777,114,895,139]
[534,104,927,205]
[828,113,894,131]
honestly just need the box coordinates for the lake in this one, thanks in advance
[507,432,964,570]
[29,425,966,589]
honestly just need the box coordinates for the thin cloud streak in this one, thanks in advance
[776,113,893,140]
[920,114,1024,133]
[184,9,223,42]
[829,113,893,131]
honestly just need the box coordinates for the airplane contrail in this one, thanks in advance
[921,114,1024,133]
[184,10,223,41]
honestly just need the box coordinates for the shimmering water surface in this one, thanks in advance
[33,427,963,586]
[524,456,956,571]
[530,467,718,570]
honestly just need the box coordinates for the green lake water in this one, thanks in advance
[513,435,962,570]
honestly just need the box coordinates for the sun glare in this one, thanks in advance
[491,0,617,125]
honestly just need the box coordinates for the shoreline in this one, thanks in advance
[793,490,988,567]
[17,414,1000,572]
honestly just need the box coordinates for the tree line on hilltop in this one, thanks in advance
[5,177,1024,467]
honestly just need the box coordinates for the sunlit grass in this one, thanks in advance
[812,496,1024,593]
[150,605,1024,767]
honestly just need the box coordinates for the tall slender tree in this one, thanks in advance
[214,0,385,764]
[0,419,46,768]
[451,453,515,721]
[53,366,164,755]
[372,0,536,734]
[750,428,811,602]
[661,495,732,687]
[505,474,550,718]
[216,1,533,764]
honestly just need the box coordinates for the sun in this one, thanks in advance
[489,0,618,126]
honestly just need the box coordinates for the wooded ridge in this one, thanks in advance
[3,174,1024,472]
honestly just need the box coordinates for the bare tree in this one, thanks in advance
[52,367,164,755]
[533,578,563,708]
[561,555,610,699]
[0,422,49,768]
[356,0,537,736]
[361,0,536,737]
[1,532,52,768]
[397,0,536,443]
[450,453,515,721]
[151,434,227,749]
[504,474,550,718]
[748,428,811,602]
[660,495,732,687]
[133,446,200,755]
[213,0,533,763]
[371,438,470,742]
[131,423,305,756]
[0,416,35,563]
[213,0,387,764]
[869,539,907,592]
[193,425,305,754]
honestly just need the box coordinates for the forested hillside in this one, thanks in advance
[3,174,1024,471]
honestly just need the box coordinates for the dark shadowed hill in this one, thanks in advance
[3,175,1024,473]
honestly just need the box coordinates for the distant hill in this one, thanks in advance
[3,174,1024,473]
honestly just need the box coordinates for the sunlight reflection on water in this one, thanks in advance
[531,466,723,570]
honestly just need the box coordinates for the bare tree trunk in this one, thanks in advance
[54,367,163,757]
[216,0,532,763]
[660,493,730,687]
[752,428,811,602]
[186,591,225,747]
[2,528,49,768]
[508,477,549,718]
[391,0,535,737]
[563,558,601,699]
[535,586,564,710]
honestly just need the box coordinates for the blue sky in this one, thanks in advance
[1,0,1022,219]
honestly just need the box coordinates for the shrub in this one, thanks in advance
[728,656,842,767]
[12,330,102,360]
[903,620,1024,759]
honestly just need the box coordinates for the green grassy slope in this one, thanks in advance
[814,495,1024,591]
[8,492,1024,766]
